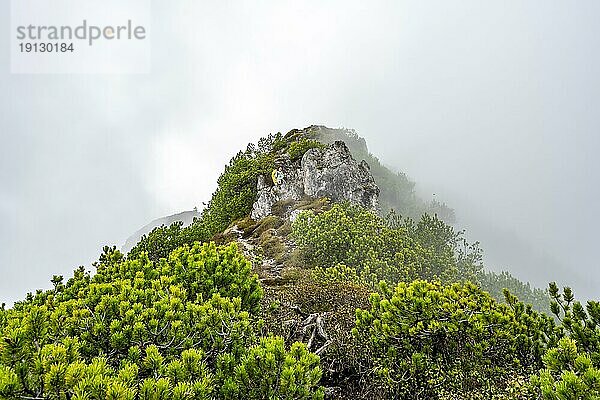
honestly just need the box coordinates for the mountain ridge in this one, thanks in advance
[2,125,590,400]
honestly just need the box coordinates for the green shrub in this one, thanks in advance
[353,280,551,399]
[164,242,263,314]
[530,337,600,399]
[293,203,481,287]
[0,242,268,399]
[202,150,275,236]
[219,336,324,400]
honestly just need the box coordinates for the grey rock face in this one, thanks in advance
[251,141,379,220]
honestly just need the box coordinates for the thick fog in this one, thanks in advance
[1,1,599,305]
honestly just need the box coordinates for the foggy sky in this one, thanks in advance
[1,1,599,305]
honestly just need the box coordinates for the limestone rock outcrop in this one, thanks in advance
[251,140,379,220]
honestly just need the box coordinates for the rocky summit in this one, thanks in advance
[251,140,379,220]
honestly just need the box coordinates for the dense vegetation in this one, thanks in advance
[2,127,597,399]
[0,243,322,399]
[292,203,480,287]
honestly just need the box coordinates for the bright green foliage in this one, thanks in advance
[0,240,326,400]
[0,344,214,400]
[0,264,253,398]
[95,242,262,314]
[164,242,263,313]
[523,285,600,399]
[287,138,325,161]
[0,366,19,397]
[293,203,481,287]
[548,283,600,364]
[352,280,552,399]
[219,336,324,400]
[531,337,600,399]
[201,150,274,236]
